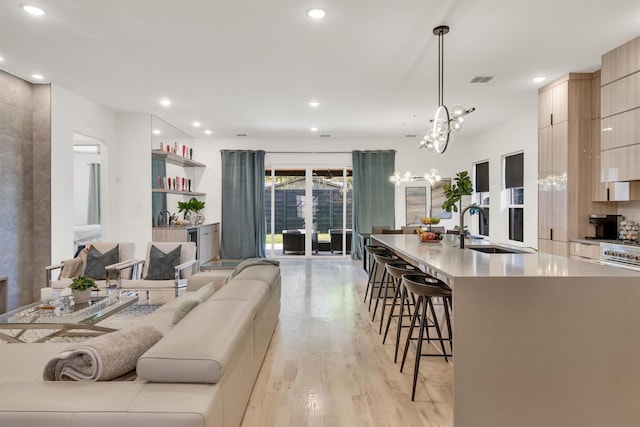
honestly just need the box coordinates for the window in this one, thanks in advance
[505,153,524,242]
[474,161,489,236]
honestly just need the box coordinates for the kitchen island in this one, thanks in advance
[373,233,640,427]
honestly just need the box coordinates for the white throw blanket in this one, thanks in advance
[43,325,163,381]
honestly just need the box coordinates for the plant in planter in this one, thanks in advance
[442,170,482,238]
[178,197,206,224]
[70,275,97,304]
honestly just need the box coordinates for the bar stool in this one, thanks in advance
[371,252,400,322]
[400,273,453,401]
[378,261,420,336]
[364,246,393,310]
[381,262,423,362]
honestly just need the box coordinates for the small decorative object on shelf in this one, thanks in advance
[178,197,206,225]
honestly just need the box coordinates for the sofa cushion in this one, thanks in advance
[232,265,281,290]
[85,244,119,280]
[145,245,181,280]
[187,270,232,292]
[211,279,270,319]
[137,299,253,384]
[171,282,216,324]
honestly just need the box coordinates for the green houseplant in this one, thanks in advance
[442,170,473,214]
[178,197,206,224]
[70,275,97,304]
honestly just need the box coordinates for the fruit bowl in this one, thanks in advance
[421,217,441,225]
[416,231,441,243]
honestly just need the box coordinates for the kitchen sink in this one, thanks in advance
[467,245,527,254]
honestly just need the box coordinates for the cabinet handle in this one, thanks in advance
[550,113,553,126]
[606,187,610,201]
[550,228,553,240]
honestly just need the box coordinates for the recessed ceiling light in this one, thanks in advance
[0,56,4,62]
[307,8,326,19]
[152,129,161,135]
[309,101,320,108]
[204,129,212,135]
[22,5,45,16]
[192,121,201,128]
[160,98,171,107]
[532,76,546,83]
[310,127,318,132]
[31,74,43,80]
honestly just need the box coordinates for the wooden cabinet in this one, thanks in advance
[538,74,593,256]
[197,223,220,263]
[569,241,601,263]
[600,34,640,185]
[152,222,220,263]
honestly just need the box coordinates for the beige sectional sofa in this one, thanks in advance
[0,263,281,427]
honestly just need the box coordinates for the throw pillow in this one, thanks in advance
[84,245,119,280]
[194,281,216,301]
[145,245,181,280]
[172,299,200,325]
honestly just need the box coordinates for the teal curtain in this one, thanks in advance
[351,150,396,259]
[220,150,266,259]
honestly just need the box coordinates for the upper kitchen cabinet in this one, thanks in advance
[538,74,593,256]
[600,34,640,183]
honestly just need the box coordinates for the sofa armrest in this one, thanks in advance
[107,259,145,287]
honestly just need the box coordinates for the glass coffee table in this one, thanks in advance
[0,292,138,343]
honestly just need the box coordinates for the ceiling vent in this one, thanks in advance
[405,134,417,138]
[236,133,247,137]
[320,134,331,138]
[470,76,494,83]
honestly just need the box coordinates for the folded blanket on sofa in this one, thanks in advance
[228,258,280,281]
[43,325,163,381]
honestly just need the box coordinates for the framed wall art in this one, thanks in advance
[405,186,427,225]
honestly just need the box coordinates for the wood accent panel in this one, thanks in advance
[591,70,601,119]
[591,119,611,201]
[600,108,640,150]
[552,81,569,124]
[552,122,569,242]
[538,87,553,128]
[601,35,640,85]
[151,227,190,242]
[601,144,640,182]
[601,71,640,118]
[538,127,553,239]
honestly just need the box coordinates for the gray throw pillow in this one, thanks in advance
[145,245,181,280]
[84,245,119,280]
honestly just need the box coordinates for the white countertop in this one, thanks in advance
[372,234,640,279]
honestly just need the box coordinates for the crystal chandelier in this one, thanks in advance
[418,25,475,154]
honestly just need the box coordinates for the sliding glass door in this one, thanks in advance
[265,167,352,257]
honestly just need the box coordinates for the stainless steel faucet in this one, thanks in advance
[459,205,486,249]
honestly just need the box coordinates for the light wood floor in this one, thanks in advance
[241,258,453,427]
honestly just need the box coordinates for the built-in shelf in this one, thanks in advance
[152,149,206,167]
[152,189,206,196]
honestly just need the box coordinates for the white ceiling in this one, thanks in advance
[1,0,639,141]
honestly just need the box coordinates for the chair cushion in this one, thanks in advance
[84,245,119,280]
[145,245,181,280]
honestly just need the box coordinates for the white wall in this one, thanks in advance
[193,109,539,249]
[50,85,117,262]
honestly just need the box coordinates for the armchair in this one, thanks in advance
[330,229,352,254]
[116,242,199,297]
[45,242,136,289]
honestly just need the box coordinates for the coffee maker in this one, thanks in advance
[589,214,622,239]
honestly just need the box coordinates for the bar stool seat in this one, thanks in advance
[400,273,453,401]
[381,262,423,363]
[371,252,400,322]
[364,246,393,309]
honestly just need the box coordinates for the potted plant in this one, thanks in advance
[442,170,481,237]
[178,197,206,224]
[70,275,97,304]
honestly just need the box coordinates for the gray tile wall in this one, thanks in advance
[0,70,51,311]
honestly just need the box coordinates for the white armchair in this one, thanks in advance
[45,242,136,289]
[115,242,199,298]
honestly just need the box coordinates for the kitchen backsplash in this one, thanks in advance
[617,201,640,223]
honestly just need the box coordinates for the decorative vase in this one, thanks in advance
[72,289,91,304]
[194,212,205,225]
